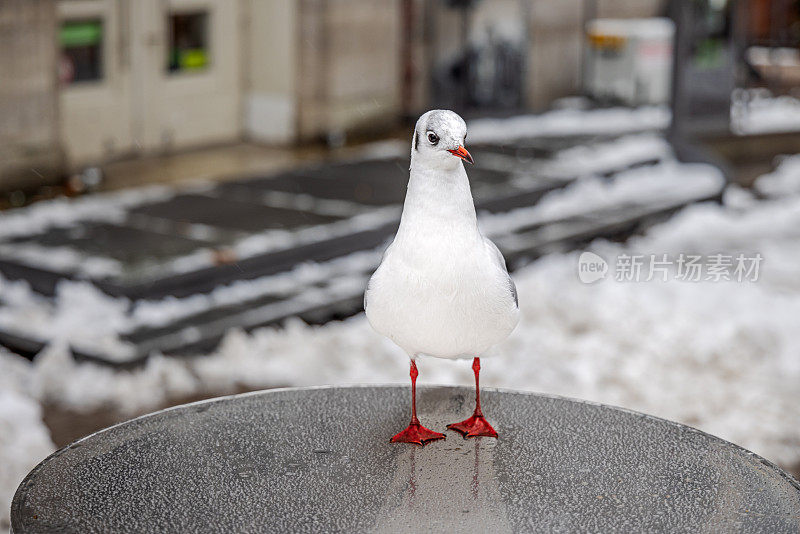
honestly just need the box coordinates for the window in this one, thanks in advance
[167,12,209,73]
[59,20,103,85]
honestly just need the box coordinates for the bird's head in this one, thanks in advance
[411,109,473,170]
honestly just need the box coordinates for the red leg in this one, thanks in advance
[447,358,498,438]
[391,360,446,445]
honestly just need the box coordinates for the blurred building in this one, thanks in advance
[0,0,62,190]
[1,0,666,191]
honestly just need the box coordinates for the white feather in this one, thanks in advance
[365,110,519,360]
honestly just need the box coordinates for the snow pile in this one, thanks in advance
[732,89,800,135]
[0,248,384,363]
[0,350,55,533]
[0,279,137,362]
[754,154,800,197]
[467,106,670,144]
[31,344,197,415]
[132,249,381,328]
[539,133,672,178]
[481,160,725,237]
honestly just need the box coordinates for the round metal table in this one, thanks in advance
[11,386,800,533]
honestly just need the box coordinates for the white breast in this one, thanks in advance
[364,142,519,359]
[365,231,519,359]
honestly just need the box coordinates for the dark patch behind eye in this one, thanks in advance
[414,131,419,151]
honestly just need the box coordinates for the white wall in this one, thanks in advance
[245,0,297,144]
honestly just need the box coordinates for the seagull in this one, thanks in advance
[365,109,520,445]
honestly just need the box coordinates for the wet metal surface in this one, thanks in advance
[12,386,800,533]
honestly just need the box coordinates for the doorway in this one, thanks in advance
[57,0,242,168]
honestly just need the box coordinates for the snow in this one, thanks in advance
[754,154,800,197]
[230,207,399,261]
[747,46,800,68]
[0,242,123,278]
[0,247,386,364]
[131,249,382,328]
[0,159,402,283]
[31,343,197,415]
[481,159,725,237]
[0,132,678,286]
[0,350,55,534]
[4,166,798,473]
[0,185,174,243]
[538,133,671,178]
[467,106,670,144]
[468,91,800,141]
[0,201,399,284]
[0,278,137,362]
[731,89,800,135]
[0,134,722,362]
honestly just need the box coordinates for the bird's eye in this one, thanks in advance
[427,132,439,145]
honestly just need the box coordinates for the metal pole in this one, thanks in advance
[668,0,688,141]
[460,4,470,111]
[580,0,598,96]
[400,0,415,120]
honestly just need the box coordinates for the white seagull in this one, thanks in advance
[365,109,520,445]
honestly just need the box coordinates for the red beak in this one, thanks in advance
[448,145,474,164]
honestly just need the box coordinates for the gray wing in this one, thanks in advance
[484,237,518,308]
